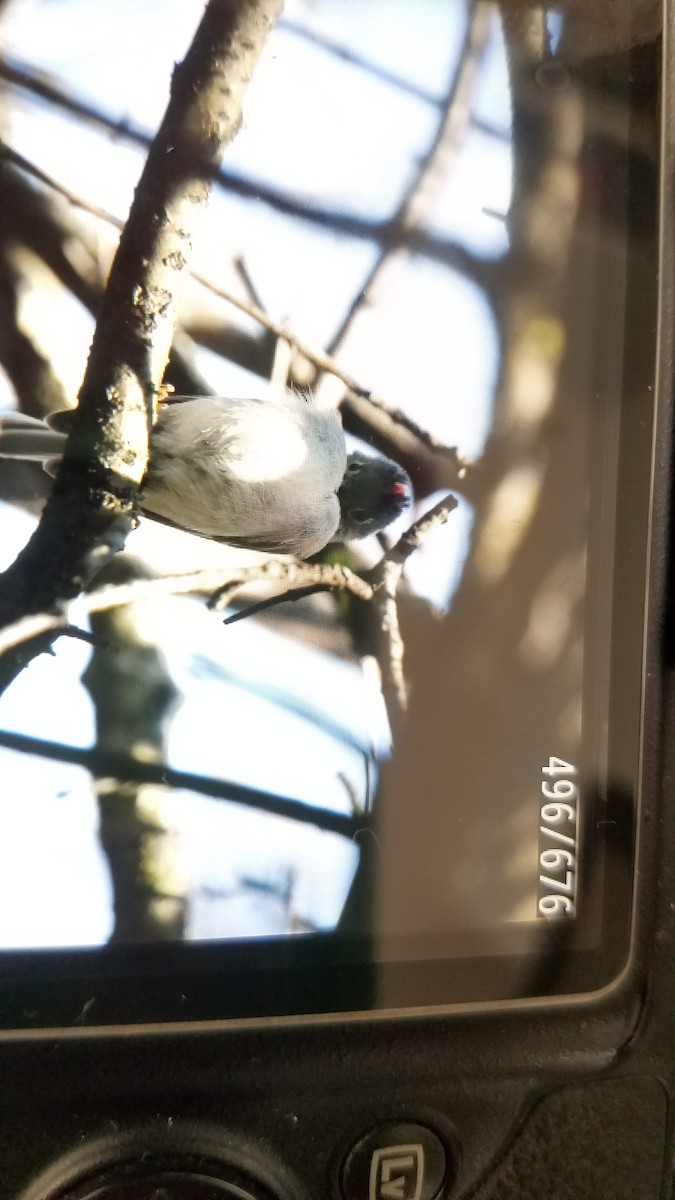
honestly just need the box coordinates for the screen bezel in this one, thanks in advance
[0,23,665,1038]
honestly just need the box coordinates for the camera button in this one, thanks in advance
[58,1172,263,1198]
[340,1121,450,1200]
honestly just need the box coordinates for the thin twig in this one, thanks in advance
[384,491,460,566]
[371,492,459,716]
[233,255,271,313]
[278,16,441,107]
[192,270,371,397]
[211,497,459,632]
[208,559,374,611]
[324,3,496,366]
[0,142,124,231]
[61,623,99,646]
[0,610,67,657]
[0,560,374,659]
[221,582,325,625]
[321,4,496,461]
[378,558,408,713]
[211,496,460,722]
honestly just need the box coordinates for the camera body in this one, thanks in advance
[0,5,674,1200]
[1,802,674,1200]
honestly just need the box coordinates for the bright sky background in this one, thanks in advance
[0,0,512,947]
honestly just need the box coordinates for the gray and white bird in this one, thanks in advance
[0,391,412,558]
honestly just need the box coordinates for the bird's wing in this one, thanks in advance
[0,414,66,461]
[142,394,346,556]
[1,412,52,429]
[141,491,341,557]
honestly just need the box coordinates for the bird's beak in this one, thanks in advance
[386,476,412,510]
[390,480,410,502]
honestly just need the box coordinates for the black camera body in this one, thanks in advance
[2,966,674,1200]
[2,774,675,1200]
[1,4,674,1199]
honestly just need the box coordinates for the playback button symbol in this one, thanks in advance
[340,1121,450,1200]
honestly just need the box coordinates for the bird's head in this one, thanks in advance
[336,451,412,542]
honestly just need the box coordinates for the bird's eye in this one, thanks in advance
[347,460,362,475]
[350,508,369,523]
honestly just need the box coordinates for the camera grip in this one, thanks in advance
[469,1075,668,1200]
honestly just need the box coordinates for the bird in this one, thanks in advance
[0,391,412,559]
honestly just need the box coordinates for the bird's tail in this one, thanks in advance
[0,413,67,475]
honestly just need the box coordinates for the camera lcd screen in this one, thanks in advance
[0,1,661,1030]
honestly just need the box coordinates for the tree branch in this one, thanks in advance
[371,493,458,719]
[0,54,494,283]
[1,141,470,473]
[0,154,212,403]
[0,727,362,839]
[0,496,458,727]
[0,0,283,629]
[325,2,496,366]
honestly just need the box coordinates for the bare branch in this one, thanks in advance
[208,496,460,721]
[0,561,373,660]
[0,496,458,736]
[0,611,67,658]
[320,5,496,481]
[0,155,212,402]
[325,3,495,367]
[377,558,408,715]
[0,0,284,629]
[384,492,460,566]
[208,560,375,612]
[0,727,363,839]
[343,391,469,467]
[0,140,481,458]
[0,239,70,416]
[2,141,473,460]
[190,271,372,398]
[496,0,662,57]
[0,52,494,284]
[278,17,441,106]
[371,493,459,719]
[0,140,124,231]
